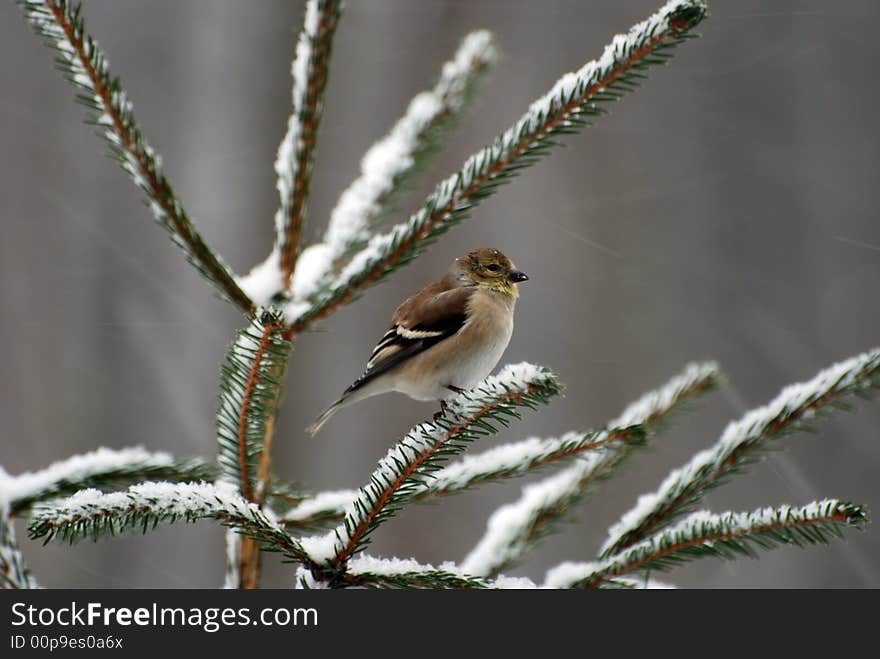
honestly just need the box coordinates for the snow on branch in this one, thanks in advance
[296,364,561,574]
[272,0,342,288]
[280,489,357,531]
[339,555,536,589]
[270,30,499,304]
[285,0,707,331]
[0,447,215,517]
[608,361,720,429]
[216,309,290,502]
[277,432,640,535]
[458,362,718,577]
[462,463,589,578]
[547,500,868,589]
[425,362,718,500]
[17,0,255,314]
[601,348,880,557]
[1,500,38,589]
[419,430,638,500]
[274,361,717,541]
[346,556,489,590]
[27,481,310,564]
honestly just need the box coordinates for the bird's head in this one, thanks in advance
[454,247,528,296]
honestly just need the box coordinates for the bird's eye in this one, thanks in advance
[486,263,500,272]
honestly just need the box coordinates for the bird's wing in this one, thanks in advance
[344,284,474,394]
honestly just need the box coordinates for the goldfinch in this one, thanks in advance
[307,247,528,436]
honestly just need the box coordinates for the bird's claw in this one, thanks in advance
[434,399,450,421]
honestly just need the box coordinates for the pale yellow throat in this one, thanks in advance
[481,279,519,298]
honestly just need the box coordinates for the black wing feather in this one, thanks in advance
[345,312,468,395]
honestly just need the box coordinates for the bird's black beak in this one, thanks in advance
[508,270,529,283]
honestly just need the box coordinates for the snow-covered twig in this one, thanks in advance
[16,0,254,314]
[285,0,707,331]
[343,555,537,589]
[276,362,718,539]
[547,500,868,589]
[298,364,560,573]
[462,463,589,578]
[272,0,342,288]
[269,30,498,304]
[459,362,718,577]
[0,447,214,516]
[280,489,357,530]
[602,348,880,557]
[424,430,638,501]
[28,481,310,564]
[428,362,718,501]
[346,555,489,589]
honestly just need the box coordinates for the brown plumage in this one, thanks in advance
[307,248,528,436]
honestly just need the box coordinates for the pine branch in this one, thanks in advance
[280,489,357,531]
[273,0,343,288]
[296,364,560,577]
[216,309,291,502]
[273,430,644,534]
[427,362,717,501]
[547,500,868,589]
[1,510,38,589]
[284,0,708,331]
[216,309,291,588]
[252,30,499,305]
[344,556,489,590]
[1,447,215,517]
[262,480,311,515]
[458,362,718,577]
[462,463,595,578]
[27,482,311,564]
[601,348,880,557]
[276,362,717,537]
[325,30,498,258]
[322,555,536,589]
[16,0,255,314]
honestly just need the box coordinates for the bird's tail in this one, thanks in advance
[305,395,349,437]
[306,377,388,437]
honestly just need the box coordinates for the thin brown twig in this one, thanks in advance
[236,326,285,589]
[234,323,274,503]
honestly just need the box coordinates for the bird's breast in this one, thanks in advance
[393,288,515,400]
[440,289,515,388]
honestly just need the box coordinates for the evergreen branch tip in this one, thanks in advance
[283,0,708,331]
[16,0,255,314]
[601,347,880,557]
[549,499,867,588]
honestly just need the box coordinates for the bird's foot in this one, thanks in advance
[446,385,466,395]
[433,399,449,421]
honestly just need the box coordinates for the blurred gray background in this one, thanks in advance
[2,0,879,588]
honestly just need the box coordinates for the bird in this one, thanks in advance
[306,247,529,436]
